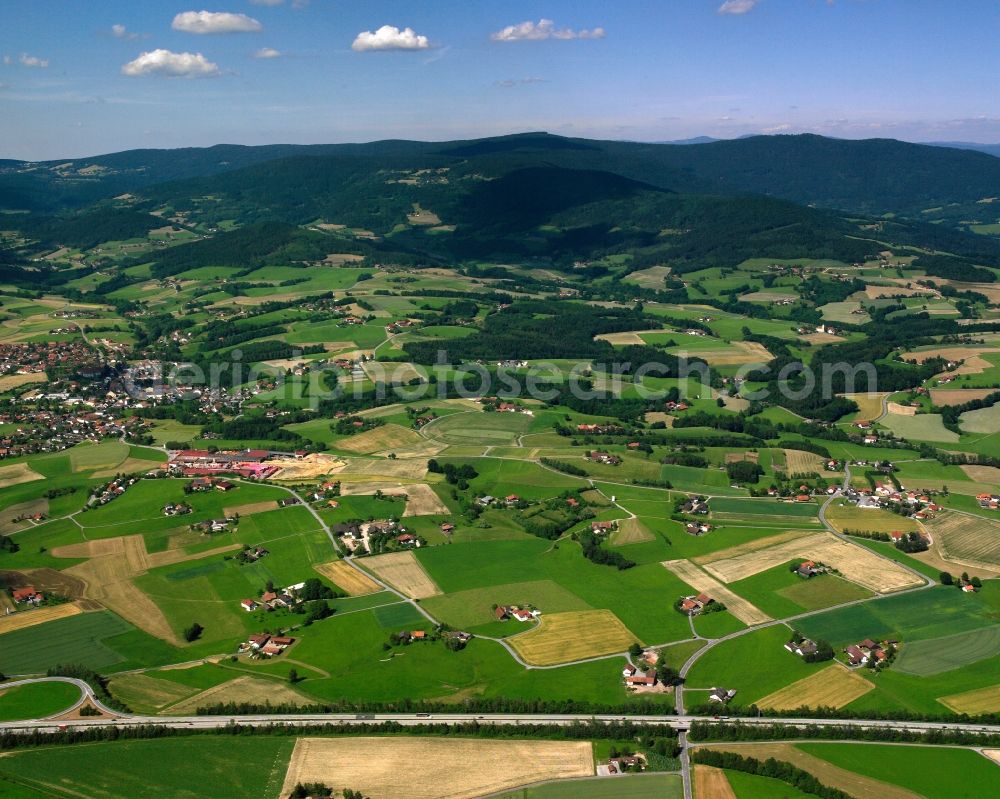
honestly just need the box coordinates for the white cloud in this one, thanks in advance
[718,0,759,15]
[19,53,49,68]
[121,49,221,78]
[172,11,263,34]
[254,47,281,59]
[2,55,11,66]
[496,76,547,88]
[491,19,605,42]
[352,25,430,52]
[111,23,141,40]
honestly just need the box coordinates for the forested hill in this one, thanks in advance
[4,132,1000,231]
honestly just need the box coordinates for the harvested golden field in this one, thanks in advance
[0,462,44,489]
[840,394,888,421]
[624,265,673,290]
[923,512,1000,570]
[724,451,759,465]
[643,411,675,426]
[145,541,241,569]
[783,448,829,475]
[108,673,196,712]
[0,601,83,634]
[903,345,1000,364]
[696,743,922,799]
[662,559,771,625]
[58,534,182,645]
[282,737,594,799]
[336,424,427,455]
[801,332,844,345]
[338,481,410,497]
[961,464,1000,486]
[90,457,164,478]
[595,330,664,345]
[938,684,1000,715]
[756,664,874,710]
[222,500,279,517]
[401,483,450,516]
[692,529,807,565]
[362,550,441,599]
[338,457,429,480]
[509,609,637,666]
[322,252,364,265]
[825,502,920,534]
[168,676,313,715]
[407,204,442,225]
[983,749,1000,767]
[611,517,655,545]
[0,372,46,392]
[886,401,917,416]
[865,285,934,299]
[930,388,998,406]
[701,531,922,593]
[694,766,736,799]
[673,340,772,366]
[268,453,345,480]
[313,560,381,595]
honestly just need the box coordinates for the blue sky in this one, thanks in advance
[2,0,999,159]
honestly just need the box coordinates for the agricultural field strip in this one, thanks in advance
[694,743,927,799]
[700,531,923,593]
[280,737,595,799]
[661,559,772,625]
[754,664,875,710]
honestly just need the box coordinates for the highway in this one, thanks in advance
[3,677,1000,738]
[4,709,1000,736]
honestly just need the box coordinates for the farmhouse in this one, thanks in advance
[240,633,295,658]
[845,638,896,668]
[679,593,714,615]
[795,560,826,578]
[589,451,621,465]
[977,493,1000,510]
[624,670,658,687]
[709,687,737,703]
[591,520,618,534]
[494,604,537,622]
[785,638,819,658]
[11,586,41,604]
[607,755,644,775]
[240,599,259,612]
[681,497,709,515]
[685,522,712,535]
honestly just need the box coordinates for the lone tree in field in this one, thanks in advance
[940,571,953,585]
[183,622,203,642]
